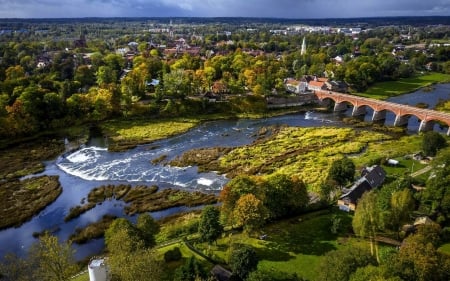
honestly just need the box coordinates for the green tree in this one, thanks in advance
[229,246,258,280]
[388,188,415,234]
[136,213,160,248]
[422,131,447,156]
[173,257,206,281]
[328,157,355,187]
[198,206,223,244]
[262,174,309,219]
[352,191,383,261]
[349,265,402,281]
[28,234,79,281]
[316,246,376,281]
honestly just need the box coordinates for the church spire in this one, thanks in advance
[301,37,306,55]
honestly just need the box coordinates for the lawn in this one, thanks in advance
[356,73,450,100]
[196,210,369,281]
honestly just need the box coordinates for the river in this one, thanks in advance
[1,83,449,260]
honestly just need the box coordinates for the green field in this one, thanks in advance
[357,73,450,100]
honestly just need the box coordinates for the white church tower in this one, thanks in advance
[301,37,306,55]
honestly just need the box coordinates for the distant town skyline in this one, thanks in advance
[0,0,449,19]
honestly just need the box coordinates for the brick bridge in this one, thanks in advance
[314,90,450,135]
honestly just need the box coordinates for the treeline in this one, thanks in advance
[1,20,450,139]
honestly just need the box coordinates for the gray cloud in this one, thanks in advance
[0,0,448,18]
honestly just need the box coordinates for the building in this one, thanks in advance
[338,165,386,212]
[88,258,109,281]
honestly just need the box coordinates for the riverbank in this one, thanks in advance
[356,72,450,100]
[101,108,312,152]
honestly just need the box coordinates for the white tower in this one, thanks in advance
[88,258,109,281]
[301,37,306,55]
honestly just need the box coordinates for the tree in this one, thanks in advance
[229,246,258,280]
[173,257,206,281]
[28,234,79,281]
[390,227,450,281]
[422,131,447,156]
[198,206,223,244]
[219,175,259,225]
[388,188,415,234]
[349,265,402,281]
[136,213,160,248]
[233,194,268,233]
[262,174,309,219]
[352,191,383,261]
[105,218,163,281]
[328,157,355,187]
[316,246,376,281]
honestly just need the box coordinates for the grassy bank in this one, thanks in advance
[357,73,450,100]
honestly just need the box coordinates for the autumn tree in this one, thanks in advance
[198,206,223,245]
[219,175,259,225]
[233,193,268,233]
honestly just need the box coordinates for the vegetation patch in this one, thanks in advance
[169,147,233,172]
[0,176,62,230]
[357,73,450,100]
[65,184,217,222]
[0,138,64,180]
[100,118,199,151]
[69,215,117,244]
[218,127,392,191]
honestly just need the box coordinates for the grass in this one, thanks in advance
[354,134,423,168]
[71,271,89,281]
[438,243,450,256]
[196,210,369,281]
[101,118,200,151]
[356,73,450,100]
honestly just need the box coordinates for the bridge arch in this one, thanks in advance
[314,90,450,135]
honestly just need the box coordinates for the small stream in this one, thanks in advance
[1,83,449,260]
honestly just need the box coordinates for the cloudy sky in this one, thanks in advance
[0,0,449,18]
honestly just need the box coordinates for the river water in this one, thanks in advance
[1,83,449,260]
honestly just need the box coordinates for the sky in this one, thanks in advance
[0,0,449,19]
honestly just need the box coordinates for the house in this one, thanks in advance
[307,78,328,91]
[285,78,303,94]
[338,165,386,212]
[325,81,348,93]
[210,265,232,281]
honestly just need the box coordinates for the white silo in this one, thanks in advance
[88,258,109,281]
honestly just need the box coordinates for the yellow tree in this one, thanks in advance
[233,194,268,234]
